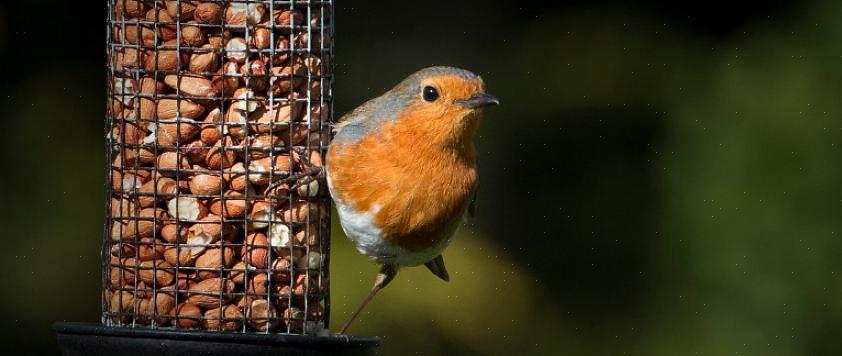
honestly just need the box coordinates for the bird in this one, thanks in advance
[325,66,498,334]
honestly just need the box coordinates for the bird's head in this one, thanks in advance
[387,66,498,147]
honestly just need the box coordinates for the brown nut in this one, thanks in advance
[222,162,248,192]
[164,75,218,98]
[110,242,136,258]
[281,125,312,146]
[186,277,235,308]
[306,149,324,168]
[202,304,242,331]
[163,246,195,267]
[205,136,238,169]
[279,200,321,223]
[136,292,177,325]
[114,0,147,19]
[242,232,270,268]
[246,272,270,295]
[138,260,176,286]
[223,105,251,140]
[109,259,125,283]
[175,272,200,294]
[118,207,168,240]
[291,273,314,297]
[252,26,271,50]
[247,200,275,229]
[189,44,220,73]
[144,40,188,71]
[189,174,226,195]
[110,121,147,145]
[225,2,266,26]
[181,21,206,47]
[195,244,236,279]
[137,177,178,208]
[273,9,304,29]
[199,109,223,145]
[194,2,223,24]
[154,122,201,147]
[108,290,136,316]
[160,223,188,243]
[246,298,278,332]
[123,25,157,46]
[121,147,157,166]
[156,152,192,177]
[211,62,241,98]
[134,279,152,303]
[241,59,268,92]
[260,36,290,64]
[294,224,322,246]
[165,1,197,21]
[252,96,303,133]
[188,215,232,243]
[156,99,205,120]
[136,237,165,261]
[182,140,211,164]
[146,8,177,41]
[269,64,305,95]
[137,78,165,122]
[173,302,203,329]
[208,190,247,218]
[110,197,137,219]
[228,261,248,285]
[241,133,283,159]
[111,170,136,194]
[264,182,291,204]
[247,155,293,185]
[109,265,134,287]
[269,257,291,283]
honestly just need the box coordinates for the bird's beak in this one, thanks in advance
[456,93,500,109]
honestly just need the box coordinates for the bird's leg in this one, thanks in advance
[337,264,398,335]
[264,165,324,193]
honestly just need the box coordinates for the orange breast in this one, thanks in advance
[328,111,478,251]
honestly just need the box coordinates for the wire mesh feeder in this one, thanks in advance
[104,0,332,335]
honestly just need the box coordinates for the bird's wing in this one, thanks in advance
[333,90,412,141]
[333,105,367,133]
[467,162,479,218]
[333,91,395,131]
[467,188,477,218]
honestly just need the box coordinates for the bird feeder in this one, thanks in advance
[53,1,378,354]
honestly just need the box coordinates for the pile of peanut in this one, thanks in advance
[105,0,331,334]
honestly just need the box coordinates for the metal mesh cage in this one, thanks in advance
[103,0,333,335]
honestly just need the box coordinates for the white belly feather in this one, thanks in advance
[327,169,454,266]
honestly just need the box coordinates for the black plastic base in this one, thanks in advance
[53,322,380,356]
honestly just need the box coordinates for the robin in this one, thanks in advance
[326,66,498,334]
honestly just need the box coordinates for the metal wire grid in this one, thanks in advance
[103,0,333,335]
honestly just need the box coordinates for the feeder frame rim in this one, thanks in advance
[53,322,380,347]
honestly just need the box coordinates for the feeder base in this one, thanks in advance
[53,322,380,356]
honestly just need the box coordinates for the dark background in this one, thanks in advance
[2,0,841,355]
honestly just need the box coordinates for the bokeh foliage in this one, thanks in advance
[0,0,840,355]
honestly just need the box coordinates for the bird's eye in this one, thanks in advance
[422,86,439,102]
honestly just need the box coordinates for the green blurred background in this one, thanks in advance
[1,0,841,354]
